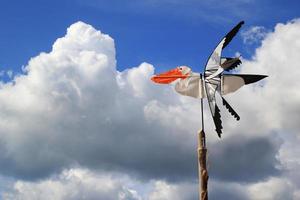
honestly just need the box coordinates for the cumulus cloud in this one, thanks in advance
[238,19,300,134]
[2,168,142,200]
[209,180,251,200]
[209,135,281,183]
[0,19,300,199]
[0,21,198,182]
[148,181,197,200]
[248,177,294,200]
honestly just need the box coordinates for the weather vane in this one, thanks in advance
[151,21,267,200]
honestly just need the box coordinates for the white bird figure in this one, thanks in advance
[151,21,267,137]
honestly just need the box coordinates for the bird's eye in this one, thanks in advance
[179,67,183,70]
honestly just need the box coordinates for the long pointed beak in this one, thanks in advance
[151,68,187,84]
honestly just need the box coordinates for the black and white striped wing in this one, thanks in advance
[205,21,245,79]
[204,21,244,137]
[205,77,223,137]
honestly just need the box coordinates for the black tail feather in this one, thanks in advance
[222,97,240,121]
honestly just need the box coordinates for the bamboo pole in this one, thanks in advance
[198,129,208,200]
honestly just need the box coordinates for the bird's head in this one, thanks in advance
[151,66,191,84]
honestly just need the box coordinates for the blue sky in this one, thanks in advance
[0,0,299,76]
[0,1,300,199]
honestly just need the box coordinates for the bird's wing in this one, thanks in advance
[204,21,244,137]
[205,21,245,79]
[221,74,268,95]
[222,21,245,50]
[204,76,223,137]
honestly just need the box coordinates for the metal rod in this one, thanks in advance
[201,98,204,134]
[200,73,204,132]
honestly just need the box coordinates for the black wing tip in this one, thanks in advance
[222,21,245,50]
[214,105,223,138]
[242,74,268,84]
[230,74,268,84]
[222,97,240,121]
[217,131,222,138]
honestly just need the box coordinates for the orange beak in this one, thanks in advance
[151,68,188,84]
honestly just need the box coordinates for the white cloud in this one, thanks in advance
[6,70,13,79]
[241,25,269,44]
[223,19,300,199]
[0,21,197,182]
[2,168,142,200]
[2,168,197,200]
[238,19,300,133]
[248,177,294,200]
[148,181,196,200]
[0,21,120,179]
[0,18,300,199]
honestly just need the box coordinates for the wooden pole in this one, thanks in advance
[198,74,208,200]
[198,129,208,200]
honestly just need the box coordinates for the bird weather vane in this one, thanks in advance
[150,21,267,200]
